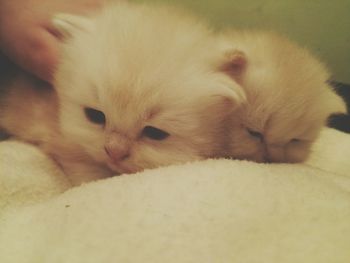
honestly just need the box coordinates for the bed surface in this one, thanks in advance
[0,128,349,263]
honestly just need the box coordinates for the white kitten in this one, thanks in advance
[220,31,346,163]
[0,3,245,184]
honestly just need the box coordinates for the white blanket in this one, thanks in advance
[0,128,349,263]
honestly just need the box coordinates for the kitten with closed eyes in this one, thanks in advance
[220,31,346,163]
[0,3,245,185]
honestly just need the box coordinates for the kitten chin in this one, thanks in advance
[219,30,346,163]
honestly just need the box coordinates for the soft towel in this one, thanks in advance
[0,128,349,263]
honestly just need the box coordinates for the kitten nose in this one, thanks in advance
[265,145,284,163]
[105,146,130,162]
[105,133,130,163]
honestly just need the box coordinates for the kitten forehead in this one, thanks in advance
[77,3,215,81]
[55,3,227,132]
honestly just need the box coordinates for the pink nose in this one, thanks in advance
[105,146,130,162]
[265,145,285,163]
[105,133,130,163]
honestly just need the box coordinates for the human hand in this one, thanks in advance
[0,0,106,83]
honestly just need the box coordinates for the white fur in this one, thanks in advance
[53,3,247,178]
[220,31,346,162]
[0,2,245,184]
[1,4,345,185]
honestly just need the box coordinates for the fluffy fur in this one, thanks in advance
[220,31,346,163]
[0,2,245,184]
[1,4,345,184]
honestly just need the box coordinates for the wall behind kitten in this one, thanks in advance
[133,0,350,84]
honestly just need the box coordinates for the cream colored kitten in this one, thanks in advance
[0,3,245,184]
[220,31,346,163]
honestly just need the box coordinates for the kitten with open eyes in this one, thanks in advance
[220,31,346,163]
[0,3,245,185]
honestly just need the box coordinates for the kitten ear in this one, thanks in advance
[201,78,246,117]
[213,50,248,111]
[52,13,93,39]
[219,49,247,83]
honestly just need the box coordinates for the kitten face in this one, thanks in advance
[229,89,330,163]
[223,32,346,163]
[58,73,239,174]
[53,4,245,174]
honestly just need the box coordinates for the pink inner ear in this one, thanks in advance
[221,50,247,81]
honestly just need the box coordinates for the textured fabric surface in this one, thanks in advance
[0,128,349,263]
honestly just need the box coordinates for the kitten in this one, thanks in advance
[0,3,245,184]
[219,31,346,163]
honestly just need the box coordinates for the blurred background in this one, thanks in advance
[134,0,350,84]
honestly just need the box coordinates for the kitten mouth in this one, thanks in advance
[106,161,137,174]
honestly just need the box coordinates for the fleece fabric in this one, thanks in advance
[0,128,349,263]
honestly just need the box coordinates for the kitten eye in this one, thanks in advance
[142,126,169,140]
[247,128,264,140]
[84,107,106,125]
[290,138,301,143]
